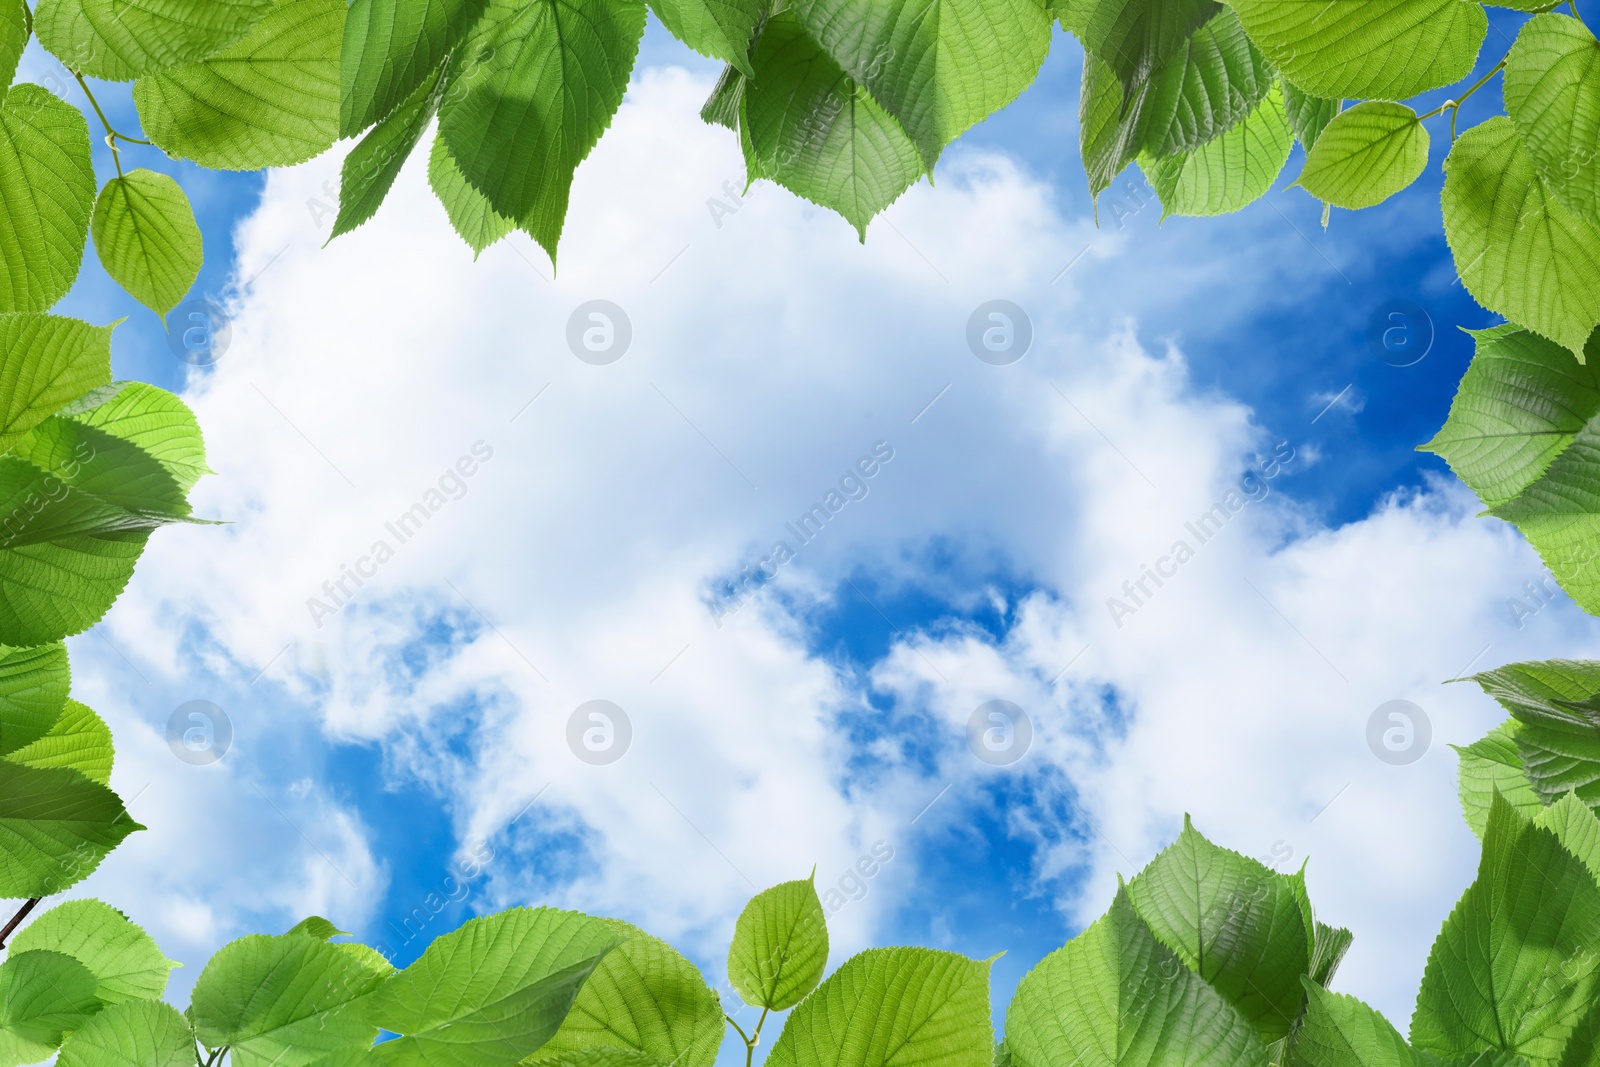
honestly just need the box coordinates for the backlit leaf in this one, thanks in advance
[1504,13,1600,226]
[9,897,177,1003]
[340,0,486,135]
[0,761,142,897]
[5,698,113,785]
[1142,82,1290,217]
[91,169,204,317]
[57,998,196,1067]
[34,0,273,80]
[0,85,95,313]
[728,874,829,1011]
[1296,102,1427,210]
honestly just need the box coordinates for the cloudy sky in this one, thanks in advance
[23,5,1600,1046]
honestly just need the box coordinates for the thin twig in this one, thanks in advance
[0,897,40,948]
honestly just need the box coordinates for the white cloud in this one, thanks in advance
[64,59,1600,1033]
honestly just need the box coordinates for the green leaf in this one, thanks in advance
[133,0,344,170]
[0,84,95,314]
[1454,721,1546,838]
[1220,0,1486,101]
[287,916,350,940]
[743,11,924,239]
[767,947,993,1067]
[0,1,29,102]
[57,999,196,1067]
[9,898,177,1003]
[189,932,390,1067]
[0,949,102,1067]
[1422,324,1600,508]
[1442,116,1600,358]
[788,0,1050,170]
[1142,82,1290,218]
[699,63,745,130]
[1291,981,1415,1067]
[1488,417,1600,611]
[5,698,113,785]
[340,0,486,135]
[1295,102,1427,210]
[0,314,114,456]
[437,0,646,258]
[35,0,273,81]
[1080,51,1143,204]
[1069,0,1221,103]
[1412,793,1600,1063]
[1006,886,1269,1067]
[1140,7,1273,158]
[728,874,829,1011]
[1534,791,1600,887]
[1504,13,1600,227]
[1283,82,1338,151]
[60,380,210,496]
[332,66,443,240]
[1466,660,1600,811]
[91,169,203,318]
[11,412,190,519]
[0,642,68,757]
[1125,815,1312,1044]
[0,762,141,896]
[1307,922,1353,989]
[427,135,516,256]
[368,907,620,1067]
[649,0,762,76]
[525,921,724,1067]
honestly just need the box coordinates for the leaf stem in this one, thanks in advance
[70,71,153,178]
[1417,59,1507,143]
[725,1015,753,1046]
[0,898,40,948]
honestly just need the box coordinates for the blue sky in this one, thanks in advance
[25,5,1600,1050]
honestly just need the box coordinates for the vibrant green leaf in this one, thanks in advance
[1441,117,1600,358]
[35,0,272,81]
[0,1,29,102]
[9,898,177,1003]
[1308,922,1352,989]
[427,135,515,256]
[1006,886,1269,1067]
[0,642,68,756]
[1220,0,1486,101]
[767,947,993,1067]
[1412,793,1600,1063]
[1454,721,1546,838]
[788,0,1051,169]
[0,949,102,1067]
[1296,102,1427,210]
[1283,82,1338,151]
[91,169,203,318]
[340,0,486,135]
[728,874,829,1011]
[368,907,619,1067]
[437,0,646,257]
[12,413,190,519]
[1140,7,1273,158]
[1466,660,1600,811]
[0,84,95,314]
[57,998,196,1067]
[189,932,389,1067]
[744,11,924,239]
[332,67,443,240]
[0,315,114,456]
[1504,13,1600,226]
[1423,324,1600,509]
[133,0,344,170]
[60,380,211,496]
[0,762,141,896]
[525,921,724,1067]
[288,916,350,940]
[700,63,745,130]
[1142,82,1290,218]
[1535,791,1600,887]
[1291,981,1414,1067]
[5,698,113,785]
[649,0,762,76]
[1080,51,1143,204]
[1126,815,1312,1044]
[1069,0,1221,101]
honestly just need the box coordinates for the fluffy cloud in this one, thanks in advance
[62,60,1599,1030]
